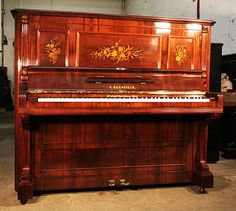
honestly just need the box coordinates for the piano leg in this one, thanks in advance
[17,115,33,204]
[18,172,33,205]
[193,160,213,193]
[192,122,213,193]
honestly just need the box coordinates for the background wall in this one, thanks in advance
[125,0,235,55]
[2,0,122,99]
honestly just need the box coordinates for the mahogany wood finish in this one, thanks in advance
[12,9,223,204]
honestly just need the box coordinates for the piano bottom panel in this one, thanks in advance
[34,170,193,191]
[31,115,201,191]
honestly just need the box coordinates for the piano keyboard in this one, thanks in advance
[38,96,210,103]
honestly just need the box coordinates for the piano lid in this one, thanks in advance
[10,8,216,25]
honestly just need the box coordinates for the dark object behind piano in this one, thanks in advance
[222,53,236,89]
[221,92,236,158]
[210,43,223,92]
[0,67,13,111]
[221,54,236,158]
[207,43,223,162]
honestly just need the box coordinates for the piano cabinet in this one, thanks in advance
[16,112,218,204]
[11,9,223,204]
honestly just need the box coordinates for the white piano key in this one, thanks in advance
[38,97,210,103]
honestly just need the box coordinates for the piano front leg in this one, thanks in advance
[193,122,213,193]
[193,160,213,193]
[17,115,33,204]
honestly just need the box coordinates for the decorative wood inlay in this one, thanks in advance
[175,44,188,66]
[20,167,31,182]
[45,37,61,64]
[201,72,207,79]
[90,40,146,63]
[202,26,208,33]
[21,15,29,24]
[21,68,28,76]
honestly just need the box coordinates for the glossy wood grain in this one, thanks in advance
[33,115,195,191]
[11,9,222,204]
[26,67,208,91]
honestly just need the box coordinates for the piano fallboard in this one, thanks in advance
[25,67,208,92]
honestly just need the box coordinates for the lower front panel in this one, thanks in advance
[32,115,197,191]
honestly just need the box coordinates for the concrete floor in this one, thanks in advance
[1,112,236,211]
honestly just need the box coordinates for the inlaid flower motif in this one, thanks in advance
[90,40,146,63]
[45,37,61,64]
[175,44,188,65]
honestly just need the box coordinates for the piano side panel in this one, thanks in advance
[32,115,196,191]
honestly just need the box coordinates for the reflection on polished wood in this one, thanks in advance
[11,9,223,204]
[223,92,236,107]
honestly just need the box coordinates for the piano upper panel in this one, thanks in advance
[12,9,214,96]
[36,17,205,70]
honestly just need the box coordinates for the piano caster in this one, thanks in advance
[199,187,207,194]
[20,198,27,205]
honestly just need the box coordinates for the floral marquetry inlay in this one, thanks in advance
[90,40,146,63]
[175,44,188,66]
[45,37,61,64]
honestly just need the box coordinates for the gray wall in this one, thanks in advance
[125,0,235,55]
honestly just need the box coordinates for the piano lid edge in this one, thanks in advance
[24,66,208,74]
[10,8,215,25]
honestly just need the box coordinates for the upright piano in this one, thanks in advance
[11,9,223,204]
